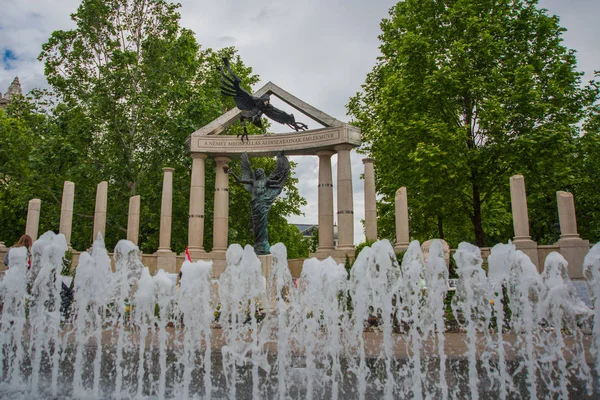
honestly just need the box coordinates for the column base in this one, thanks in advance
[557,237,590,279]
[156,249,176,273]
[186,248,207,260]
[194,250,227,278]
[394,243,410,253]
[513,238,540,271]
[258,254,273,278]
[258,254,278,311]
[310,249,355,264]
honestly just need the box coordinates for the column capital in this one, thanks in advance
[362,158,375,164]
[334,144,354,152]
[316,149,335,157]
[191,152,208,159]
[214,156,232,163]
[162,167,175,173]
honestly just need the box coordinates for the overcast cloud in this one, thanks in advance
[1,0,599,245]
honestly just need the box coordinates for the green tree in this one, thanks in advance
[574,91,600,243]
[348,0,598,247]
[0,105,36,246]
[0,0,307,255]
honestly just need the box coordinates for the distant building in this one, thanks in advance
[0,77,22,108]
[292,223,338,247]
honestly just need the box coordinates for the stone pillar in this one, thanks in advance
[335,145,355,251]
[362,158,377,242]
[394,187,410,251]
[127,195,141,246]
[26,199,41,241]
[557,191,579,240]
[157,168,176,272]
[59,181,74,246]
[213,156,231,252]
[188,153,208,255]
[93,181,108,242]
[509,175,539,268]
[158,168,174,250]
[556,191,589,278]
[317,150,335,251]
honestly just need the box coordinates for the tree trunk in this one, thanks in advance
[471,181,485,247]
[437,215,445,239]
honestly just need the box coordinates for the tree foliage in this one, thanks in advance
[574,92,600,243]
[348,0,599,247]
[0,0,309,257]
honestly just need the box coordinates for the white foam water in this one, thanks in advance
[0,234,598,399]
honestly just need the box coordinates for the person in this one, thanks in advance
[3,234,33,269]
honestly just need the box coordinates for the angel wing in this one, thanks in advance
[267,151,290,189]
[240,153,255,194]
[219,58,257,111]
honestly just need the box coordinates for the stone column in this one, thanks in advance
[157,168,176,272]
[394,187,410,251]
[26,199,41,241]
[158,168,174,250]
[127,195,141,246]
[212,156,231,252]
[362,158,377,242]
[93,181,108,242]
[556,191,589,278]
[509,175,539,268]
[188,153,208,255]
[510,175,531,240]
[59,181,75,246]
[557,191,579,240]
[317,150,335,251]
[335,145,355,251]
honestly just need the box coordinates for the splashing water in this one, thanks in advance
[451,242,494,400]
[28,232,68,397]
[0,233,598,399]
[539,252,593,397]
[0,246,29,390]
[584,243,600,379]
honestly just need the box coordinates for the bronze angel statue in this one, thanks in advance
[219,58,308,142]
[225,151,290,254]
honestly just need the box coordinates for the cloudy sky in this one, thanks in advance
[1,0,599,245]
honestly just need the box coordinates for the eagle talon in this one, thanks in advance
[237,133,249,143]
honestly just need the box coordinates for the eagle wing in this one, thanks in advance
[219,59,257,111]
[262,103,296,125]
[240,153,255,194]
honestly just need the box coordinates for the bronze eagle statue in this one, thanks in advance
[219,58,308,142]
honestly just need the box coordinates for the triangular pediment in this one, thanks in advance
[191,81,346,137]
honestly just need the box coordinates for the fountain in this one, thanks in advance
[0,232,599,399]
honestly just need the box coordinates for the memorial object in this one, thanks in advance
[225,151,290,254]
